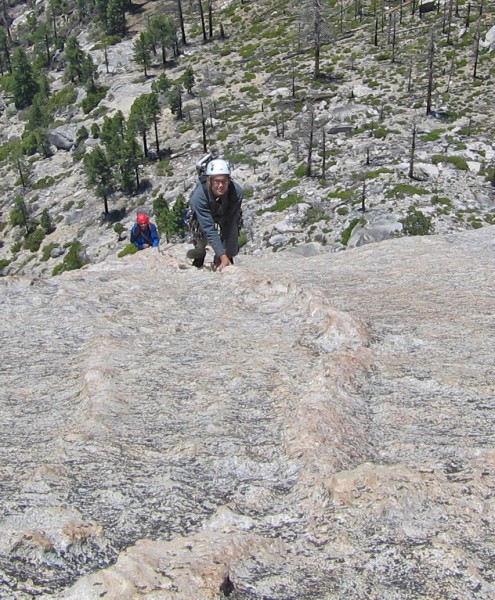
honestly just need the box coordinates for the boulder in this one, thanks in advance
[48,125,78,151]
[347,214,402,248]
[50,247,65,258]
[285,242,328,257]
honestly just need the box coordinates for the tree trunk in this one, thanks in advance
[17,159,26,188]
[426,33,435,115]
[142,130,148,158]
[473,22,481,79]
[408,124,416,179]
[321,127,326,179]
[177,0,187,45]
[306,108,315,177]
[208,0,213,38]
[198,0,207,42]
[154,119,160,156]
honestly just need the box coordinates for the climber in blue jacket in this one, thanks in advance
[130,213,160,250]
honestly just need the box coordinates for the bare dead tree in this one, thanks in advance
[321,127,326,179]
[473,20,481,79]
[426,31,435,115]
[313,0,322,78]
[446,0,454,44]
[177,0,187,45]
[465,2,471,28]
[407,61,413,92]
[299,0,332,80]
[391,14,397,62]
[208,0,213,38]
[445,49,455,93]
[361,181,367,212]
[200,98,207,152]
[409,123,417,179]
[198,0,207,42]
[306,104,315,177]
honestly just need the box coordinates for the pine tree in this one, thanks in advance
[40,208,55,233]
[9,196,30,234]
[133,32,152,77]
[84,146,114,214]
[146,92,162,157]
[11,48,39,109]
[106,0,126,36]
[182,65,195,94]
[128,95,151,158]
[0,26,12,75]
[65,36,85,83]
[149,14,176,68]
[168,86,183,119]
[153,194,170,239]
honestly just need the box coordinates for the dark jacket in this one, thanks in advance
[189,180,243,257]
[130,223,160,250]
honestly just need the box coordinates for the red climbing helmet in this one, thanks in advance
[137,213,150,225]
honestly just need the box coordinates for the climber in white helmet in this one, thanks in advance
[186,158,243,271]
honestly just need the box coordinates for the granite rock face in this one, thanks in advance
[1,227,494,599]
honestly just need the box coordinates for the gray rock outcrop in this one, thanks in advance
[47,125,78,151]
[1,227,495,599]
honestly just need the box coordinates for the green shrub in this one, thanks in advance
[11,241,22,254]
[366,168,394,179]
[216,130,229,141]
[431,196,452,208]
[46,86,78,113]
[305,207,329,224]
[337,206,349,216]
[328,189,353,199]
[41,242,59,261]
[270,193,302,212]
[81,86,108,114]
[431,155,469,170]
[76,126,89,143]
[238,230,248,248]
[118,243,139,258]
[386,184,429,198]
[294,164,306,178]
[156,158,173,177]
[32,176,56,190]
[52,241,88,276]
[23,227,45,252]
[280,179,299,192]
[341,218,365,246]
[400,208,434,236]
[421,129,444,142]
[0,258,10,271]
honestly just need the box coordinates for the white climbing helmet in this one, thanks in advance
[206,159,231,176]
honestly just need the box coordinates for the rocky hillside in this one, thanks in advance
[0,0,494,275]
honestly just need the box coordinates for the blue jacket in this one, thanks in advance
[130,223,160,250]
